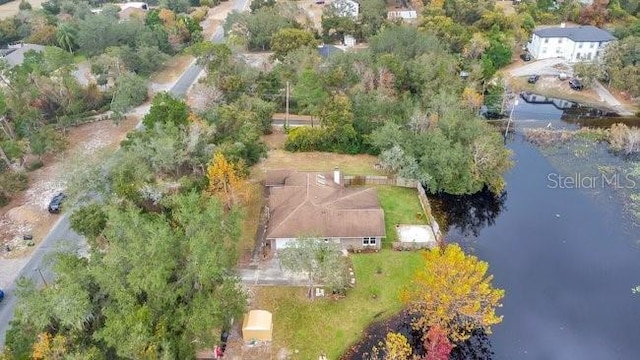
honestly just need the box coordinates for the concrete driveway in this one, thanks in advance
[238,256,309,286]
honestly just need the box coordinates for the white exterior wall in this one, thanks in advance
[274,238,296,249]
[528,34,612,62]
[273,237,341,249]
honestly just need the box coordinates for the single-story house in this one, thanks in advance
[265,169,386,250]
[526,24,616,62]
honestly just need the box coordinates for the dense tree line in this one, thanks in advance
[0,0,209,204]
[3,88,271,357]
[249,24,513,195]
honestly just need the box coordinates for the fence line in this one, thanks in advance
[343,175,442,243]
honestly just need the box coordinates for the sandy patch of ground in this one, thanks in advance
[0,0,46,19]
[0,115,140,259]
[295,0,327,30]
[512,76,616,110]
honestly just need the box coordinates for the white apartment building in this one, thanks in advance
[527,24,616,63]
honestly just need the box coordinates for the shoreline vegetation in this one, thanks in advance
[524,125,640,223]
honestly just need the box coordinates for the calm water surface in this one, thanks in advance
[440,137,640,359]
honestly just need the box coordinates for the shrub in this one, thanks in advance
[0,171,29,204]
[25,160,43,171]
[609,123,640,155]
[284,127,330,152]
[19,0,32,10]
[190,7,208,23]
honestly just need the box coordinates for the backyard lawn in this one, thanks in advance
[376,186,429,246]
[251,250,423,359]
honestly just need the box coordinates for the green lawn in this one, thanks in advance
[252,250,423,359]
[376,186,428,246]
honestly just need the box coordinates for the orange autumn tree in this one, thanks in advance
[206,152,247,207]
[32,333,67,360]
[402,244,504,343]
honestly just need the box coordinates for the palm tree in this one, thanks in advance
[56,22,77,54]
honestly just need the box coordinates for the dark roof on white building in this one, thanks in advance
[533,25,616,42]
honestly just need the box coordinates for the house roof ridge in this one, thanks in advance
[267,173,312,236]
[322,186,375,207]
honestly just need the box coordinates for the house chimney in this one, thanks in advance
[333,167,341,185]
[560,22,566,28]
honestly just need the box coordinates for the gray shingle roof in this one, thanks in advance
[533,25,616,42]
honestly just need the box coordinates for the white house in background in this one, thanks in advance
[527,24,616,62]
[329,0,359,19]
[91,2,149,14]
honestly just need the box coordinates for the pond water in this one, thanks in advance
[511,92,640,129]
[433,137,640,359]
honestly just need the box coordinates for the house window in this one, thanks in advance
[558,38,563,44]
[363,237,377,246]
[590,42,595,48]
[578,43,583,48]
[544,38,549,44]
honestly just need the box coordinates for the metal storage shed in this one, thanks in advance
[242,310,273,342]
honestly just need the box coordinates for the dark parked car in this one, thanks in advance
[528,74,540,84]
[569,78,584,91]
[48,193,66,214]
[0,289,4,302]
[520,52,532,61]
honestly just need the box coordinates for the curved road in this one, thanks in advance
[0,0,249,346]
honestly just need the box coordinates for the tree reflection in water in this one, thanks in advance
[431,187,507,242]
[340,310,493,360]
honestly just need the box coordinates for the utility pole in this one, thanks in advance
[285,81,290,128]
[504,99,519,142]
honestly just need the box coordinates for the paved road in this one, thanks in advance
[0,215,82,345]
[169,0,250,97]
[0,0,251,347]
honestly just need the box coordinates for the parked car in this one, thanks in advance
[520,52,532,61]
[48,193,66,214]
[528,74,540,84]
[0,289,4,302]
[558,72,569,81]
[569,78,584,91]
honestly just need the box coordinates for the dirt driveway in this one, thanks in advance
[0,1,243,288]
[507,58,572,77]
[506,58,636,115]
